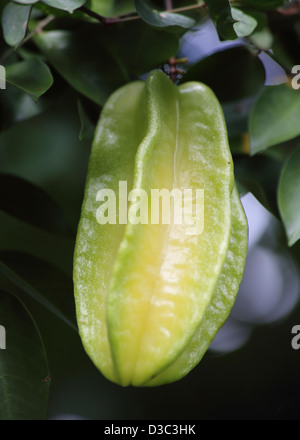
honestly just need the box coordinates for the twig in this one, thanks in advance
[0,15,55,64]
[79,2,206,25]
[21,14,55,46]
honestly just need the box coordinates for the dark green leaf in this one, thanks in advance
[77,99,96,141]
[236,177,273,213]
[100,20,179,76]
[0,254,77,331]
[135,0,195,31]
[234,154,282,217]
[278,145,300,246]
[41,0,86,12]
[34,29,128,106]
[205,0,237,40]
[237,0,284,10]
[180,46,265,103]
[0,173,73,237]
[249,84,300,155]
[1,2,31,47]
[5,59,53,101]
[0,290,49,420]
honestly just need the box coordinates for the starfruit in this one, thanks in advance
[73,70,248,387]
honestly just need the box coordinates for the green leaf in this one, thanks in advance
[0,255,77,331]
[88,0,135,17]
[135,0,195,31]
[1,2,32,47]
[5,59,53,101]
[249,84,300,155]
[180,46,265,103]
[13,0,38,4]
[77,99,96,141]
[234,153,282,217]
[0,173,73,237]
[0,290,49,420]
[205,0,237,40]
[232,7,258,38]
[34,30,127,106]
[278,145,300,246]
[41,0,86,12]
[100,20,179,77]
[237,0,284,10]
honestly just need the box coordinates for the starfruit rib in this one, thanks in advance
[73,81,147,384]
[106,71,234,387]
[146,186,248,386]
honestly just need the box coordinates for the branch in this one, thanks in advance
[0,15,55,64]
[79,2,206,25]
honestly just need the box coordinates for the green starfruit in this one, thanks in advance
[73,70,248,387]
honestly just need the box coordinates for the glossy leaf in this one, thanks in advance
[180,46,265,103]
[278,146,300,246]
[5,59,53,101]
[77,99,96,141]
[0,290,49,420]
[41,0,86,12]
[205,0,237,40]
[88,0,135,17]
[13,0,38,3]
[135,0,195,31]
[0,173,73,236]
[249,84,300,155]
[232,7,258,38]
[234,154,282,217]
[0,253,77,331]
[1,2,31,47]
[34,30,127,106]
[100,20,179,76]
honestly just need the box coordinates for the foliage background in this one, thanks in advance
[0,0,300,420]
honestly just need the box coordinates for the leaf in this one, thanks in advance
[0,173,73,237]
[41,0,86,12]
[77,99,96,141]
[180,46,265,103]
[234,154,282,217]
[0,290,49,420]
[34,30,127,106]
[249,84,300,155]
[13,0,38,4]
[204,0,237,40]
[135,0,195,32]
[237,0,284,10]
[0,253,77,331]
[278,145,300,246]
[231,7,258,38]
[5,59,53,101]
[100,20,179,76]
[1,2,32,47]
[88,0,135,17]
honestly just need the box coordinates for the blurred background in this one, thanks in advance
[1,11,300,420]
